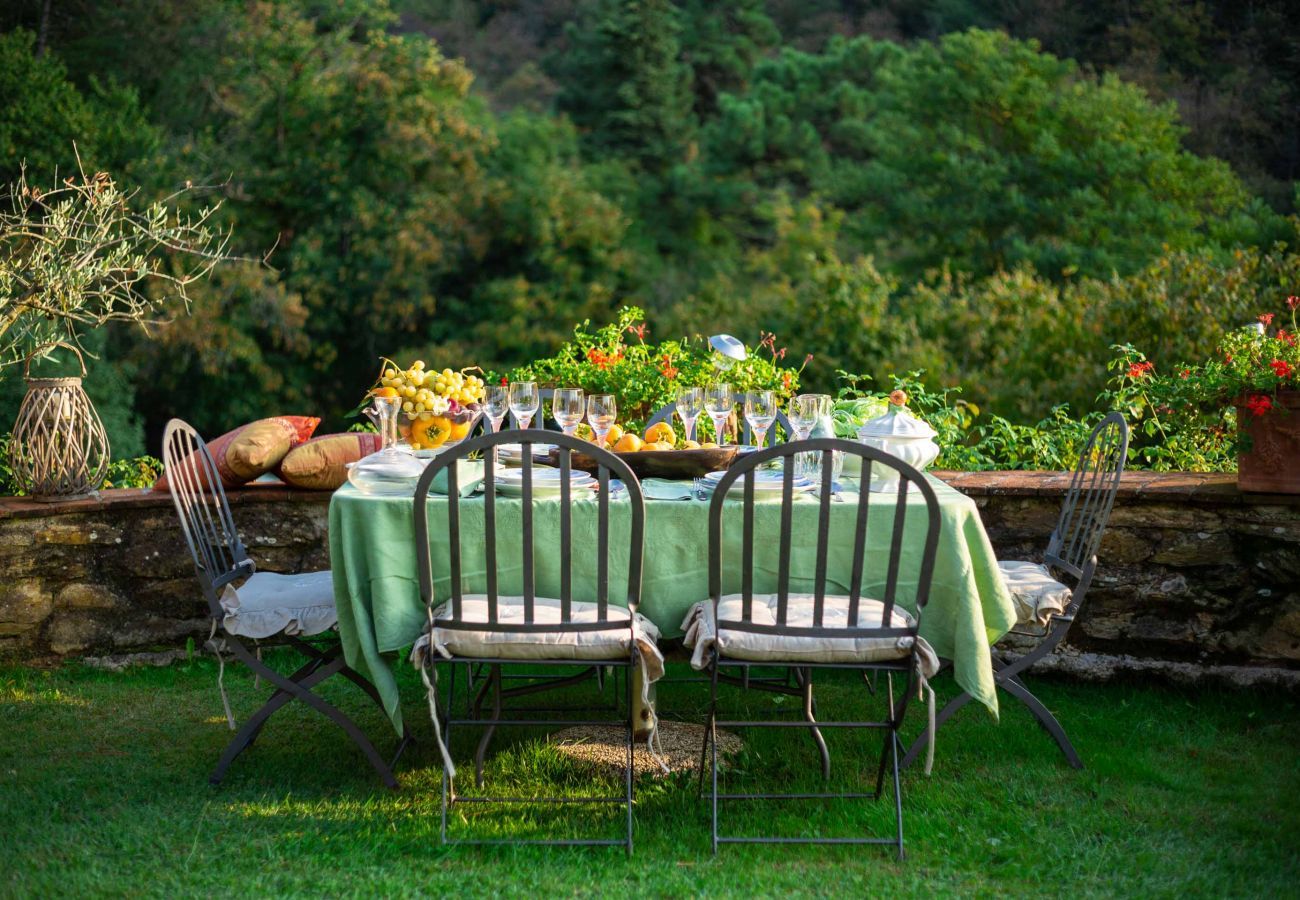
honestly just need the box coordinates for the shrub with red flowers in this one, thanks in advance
[1105,299,1300,469]
[507,307,807,431]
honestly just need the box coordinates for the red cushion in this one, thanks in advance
[154,416,320,491]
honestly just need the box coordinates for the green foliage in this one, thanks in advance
[509,306,803,431]
[553,0,697,173]
[706,30,1284,280]
[0,29,161,186]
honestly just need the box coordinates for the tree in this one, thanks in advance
[0,167,228,367]
[705,29,1286,280]
[0,28,159,186]
[553,0,697,173]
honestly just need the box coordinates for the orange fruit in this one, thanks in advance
[449,419,472,441]
[645,422,675,444]
[645,440,673,452]
[681,439,701,450]
[604,423,625,446]
[700,441,719,449]
[613,433,643,453]
[412,416,453,448]
[371,386,399,399]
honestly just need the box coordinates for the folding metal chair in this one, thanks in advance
[412,429,654,853]
[901,411,1129,770]
[685,438,943,858]
[160,419,408,788]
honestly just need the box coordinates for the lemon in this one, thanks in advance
[613,433,643,453]
[645,422,675,444]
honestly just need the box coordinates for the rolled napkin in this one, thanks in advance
[642,478,697,501]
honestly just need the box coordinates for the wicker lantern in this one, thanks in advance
[9,342,111,499]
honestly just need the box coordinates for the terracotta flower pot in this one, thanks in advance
[1237,389,1300,493]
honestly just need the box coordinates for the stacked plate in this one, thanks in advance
[498,443,557,466]
[699,468,816,498]
[494,467,594,499]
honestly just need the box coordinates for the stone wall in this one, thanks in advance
[1,474,1298,685]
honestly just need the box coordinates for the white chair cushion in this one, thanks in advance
[218,570,337,639]
[680,594,939,677]
[414,596,665,685]
[998,560,1073,627]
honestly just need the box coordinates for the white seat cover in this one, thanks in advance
[415,596,665,685]
[998,560,1073,626]
[219,570,337,639]
[680,594,939,676]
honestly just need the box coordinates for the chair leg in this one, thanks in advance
[709,659,720,854]
[210,654,338,786]
[997,676,1083,769]
[801,668,831,780]
[218,640,400,790]
[891,731,905,862]
[475,665,502,789]
[624,652,635,857]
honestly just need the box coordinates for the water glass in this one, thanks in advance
[704,383,733,446]
[553,388,585,436]
[587,393,617,447]
[789,394,820,441]
[743,390,777,449]
[484,384,510,434]
[675,387,704,442]
[508,381,539,430]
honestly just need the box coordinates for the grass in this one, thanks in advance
[2,652,1298,898]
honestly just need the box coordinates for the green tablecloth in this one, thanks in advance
[329,476,1016,734]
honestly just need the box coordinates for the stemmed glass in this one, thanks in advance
[587,394,617,448]
[704,383,733,446]
[552,388,585,436]
[675,387,704,443]
[789,394,821,441]
[743,391,777,450]
[509,381,540,430]
[483,384,511,469]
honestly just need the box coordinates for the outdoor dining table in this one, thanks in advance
[328,472,1018,735]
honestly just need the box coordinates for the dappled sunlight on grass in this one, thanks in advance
[1,655,1297,894]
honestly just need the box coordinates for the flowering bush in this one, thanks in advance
[507,307,808,432]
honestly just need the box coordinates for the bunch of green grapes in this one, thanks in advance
[379,362,485,419]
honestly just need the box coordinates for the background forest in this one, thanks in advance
[1,0,1298,460]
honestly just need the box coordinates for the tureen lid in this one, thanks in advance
[350,448,425,480]
[856,396,937,439]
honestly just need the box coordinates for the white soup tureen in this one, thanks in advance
[856,399,939,492]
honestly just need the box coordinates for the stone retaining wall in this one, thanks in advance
[1,474,1297,685]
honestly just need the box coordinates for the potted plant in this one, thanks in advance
[1109,297,1300,492]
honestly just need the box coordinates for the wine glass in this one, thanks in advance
[744,390,777,449]
[587,394,617,448]
[704,383,733,446]
[482,384,510,469]
[789,394,821,441]
[508,381,540,430]
[552,388,585,436]
[675,387,704,443]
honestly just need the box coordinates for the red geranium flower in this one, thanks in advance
[627,323,649,341]
[1126,361,1155,378]
[1278,329,1296,347]
[1288,295,1300,311]
[1259,313,1275,326]
[1180,369,1191,379]
[1271,359,1294,379]
[1245,394,1274,417]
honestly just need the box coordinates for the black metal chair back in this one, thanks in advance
[161,419,253,617]
[646,401,794,445]
[414,429,646,636]
[708,438,942,640]
[1044,411,1129,593]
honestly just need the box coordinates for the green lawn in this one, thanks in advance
[3,653,1297,897]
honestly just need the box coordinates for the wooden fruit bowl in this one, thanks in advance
[556,445,739,479]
